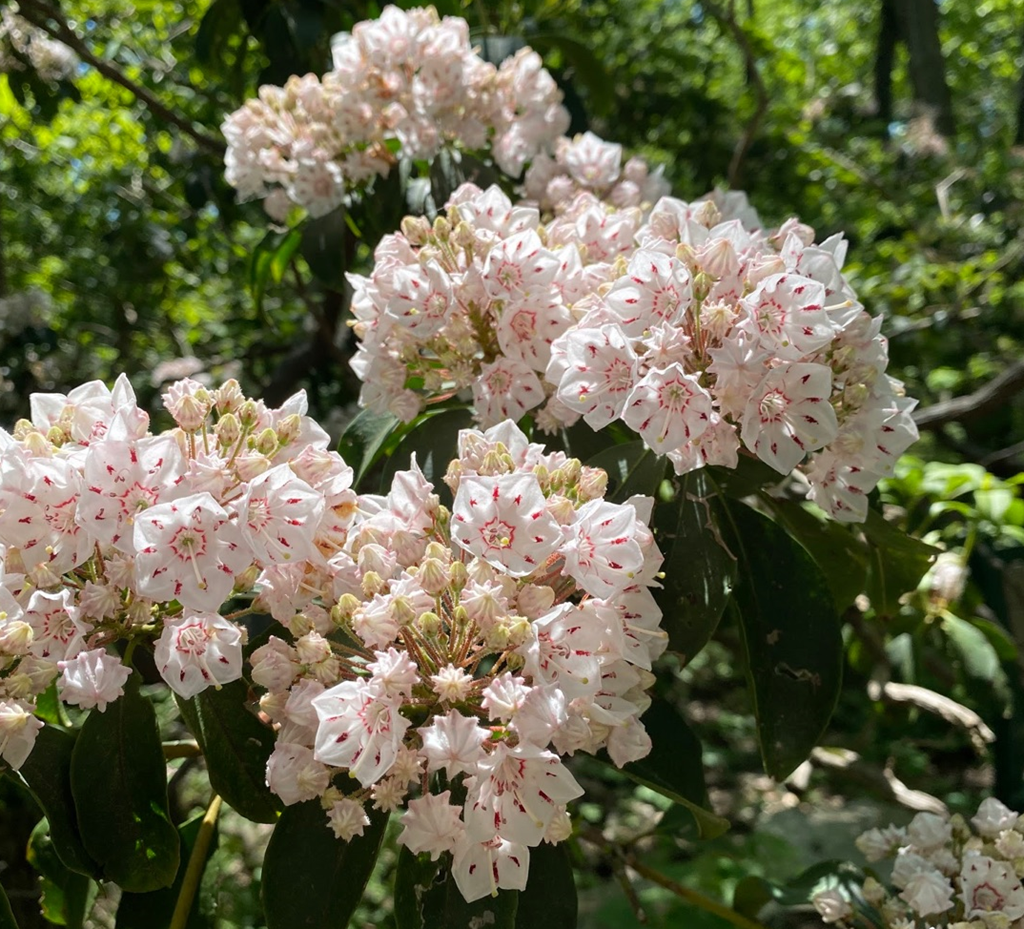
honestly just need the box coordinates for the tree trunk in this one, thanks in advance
[874,0,900,130]
[901,0,955,136]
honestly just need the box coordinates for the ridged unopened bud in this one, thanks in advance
[234,453,271,482]
[253,427,279,457]
[393,596,416,627]
[484,622,511,652]
[416,611,441,638]
[506,618,531,649]
[401,215,431,245]
[238,399,260,428]
[453,221,476,249]
[361,571,385,598]
[295,631,332,666]
[214,379,244,414]
[578,467,608,501]
[44,427,66,449]
[234,564,260,594]
[0,620,32,655]
[334,593,361,623]
[275,413,301,446]
[432,216,451,241]
[418,558,449,596]
[449,561,468,591]
[216,412,241,448]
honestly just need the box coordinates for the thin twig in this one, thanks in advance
[163,740,203,760]
[15,0,225,155]
[914,359,1024,430]
[169,794,222,929]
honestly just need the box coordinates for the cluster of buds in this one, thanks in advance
[222,5,569,220]
[522,131,669,214]
[0,3,78,82]
[0,375,338,768]
[813,800,1024,927]
[349,183,918,522]
[253,419,667,902]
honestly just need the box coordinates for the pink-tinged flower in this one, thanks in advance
[563,131,622,188]
[250,636,300,692]
[384,260,453,337]
[398,790,465,860]
[452,473,560,576]
[804,452,876,523]
[367,648,419,700]
[552,325,638,429]
[287,160,345,218]
[561,499,646,599]
[740,362,838,474]
[622,364,713,453]
[960,855,1024,920]
[482,230,560,300]
[266,742,331,805]
[472,357,545,427]
[239,465,324,566]
[312,679,411,787]
[811,889,852,924]
[452,834,530,903]
[0,453,90,574]
[495,297,572,373]
[23,589,87,662]
[134,492,253,611]
[604,250,693,336]
[973,797,1019,838]
[739,273,837,358]
[606,716,652,767]
[153,611,244,699]
[900,869,954,917]
[521,604,604,701]
[77,435,186,554]
[464,742,584,846]
[418,710,489,777]
[327,797,371,840]
[57,649,132,712]
[0,698,44,770]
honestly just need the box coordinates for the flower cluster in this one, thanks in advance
[0,4,78,82]
[813,800,1024,928]
[522,131,669,214]
[349,183,918,522]
[253,419,667,902]
[222,5,570,220]
[0,375,334,769]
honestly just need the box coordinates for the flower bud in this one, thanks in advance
[234,452,271,482]
[361,571,385,599]
[418,557,449,596]
[416,611,442,638]
[401,215,431,245]
[432,216,451,241]
[275,414,301,446]
[214,379,244,414]
[234,564,261,594]
[449,560,468,591]
[516,585,554,619]
[253,427,279,457]
[295,631,332,667]
[0,621,33,656]
[216,412,242,448]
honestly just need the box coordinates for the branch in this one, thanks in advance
[703,0,769,189]
[866,679,995,753]
[913,359,1024,430]
[15,0,225,156]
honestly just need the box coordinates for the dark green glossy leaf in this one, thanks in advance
[176,681,280,823]
[380,407,474,502]
[337,407,402,488]
[526,34,615,113]
[262,800,388,929]
[18,726,99,878]
[731,875,775,920]
[70,673,180,892]
[863,511,937,618]
[116,810,219,929]
[299,208,352,288]
[708,456,781,499]
[26,820,95,929]
[195,0,241,65]
[765,498,869,611]
[0,881,16,929]
[515,842,576,929]
[614,698,728,839]
[33,681,63,726]
[394,848,519,929]
[655,470,736,661]
[721,502,843,780]
[585,441,667,503]
[249,226,299,319]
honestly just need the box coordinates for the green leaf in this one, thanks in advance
[942,614,1004,683]
[116,810,219,929]
[380,407,475,500]
[18,726,100,878]
[765,499,869,611]
[26,820,95,929]
[33,681,64,726]
[585,441,667,503]
[394,848,519,929]
[614,698,729,839]
[69,673,180,892]
[249,226,300,319]
[526,34,615,113]
[863,511,937,617]
[176,681,280,823]
[337,407,402,488]
[654,470,736,661]
[721,501,843,781]
[262,800,388,929]
[0,882,16,929]
[299,208,352,289]
[731,875,775,920]
[515,842,576,929]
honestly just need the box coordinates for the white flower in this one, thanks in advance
[0,698,43,770]
[398,791,465,860]
[153,612,244,699]
[907,811,952,851]
[418,710,488,777]
[812,888,852,923]
[973,798,1020,839]
[452,834,530,903]
[57,649,132,712]
[327,797,371,841]
[960,855,1024,920]
[899,868,954,917]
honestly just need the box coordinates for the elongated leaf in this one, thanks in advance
[300,208,352,289]
[26,819,95,929]
[515,842,576,929]
[0,882,16,929]
[337,408,402,488]
[613,698,728,839]
[585,441,667,503]
[262,800,388,929]
[394,848,519,929]
[863,511,937,618]
[721,502,843,780]
[116,810,219,929]
[249,226,300,318]
[526,34,615,113]
[176,682,280,823]
[18,726,99,878]
[655,471,736,661]
[765,499,869,611]
[69,673,180,892]
[380,407,474,500]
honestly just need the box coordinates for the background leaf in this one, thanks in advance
[585,441,667,503]
[863,511,938,617]
[69,673,180,892]
[514,842,577,929]
[337,408,401,487]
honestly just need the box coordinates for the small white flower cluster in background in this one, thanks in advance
[522,131,670,214]
[348,182,918,522]
[0,3,78,82]
[812,800,1024,927]
[254,418,667,902]
[221,5,570,220]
